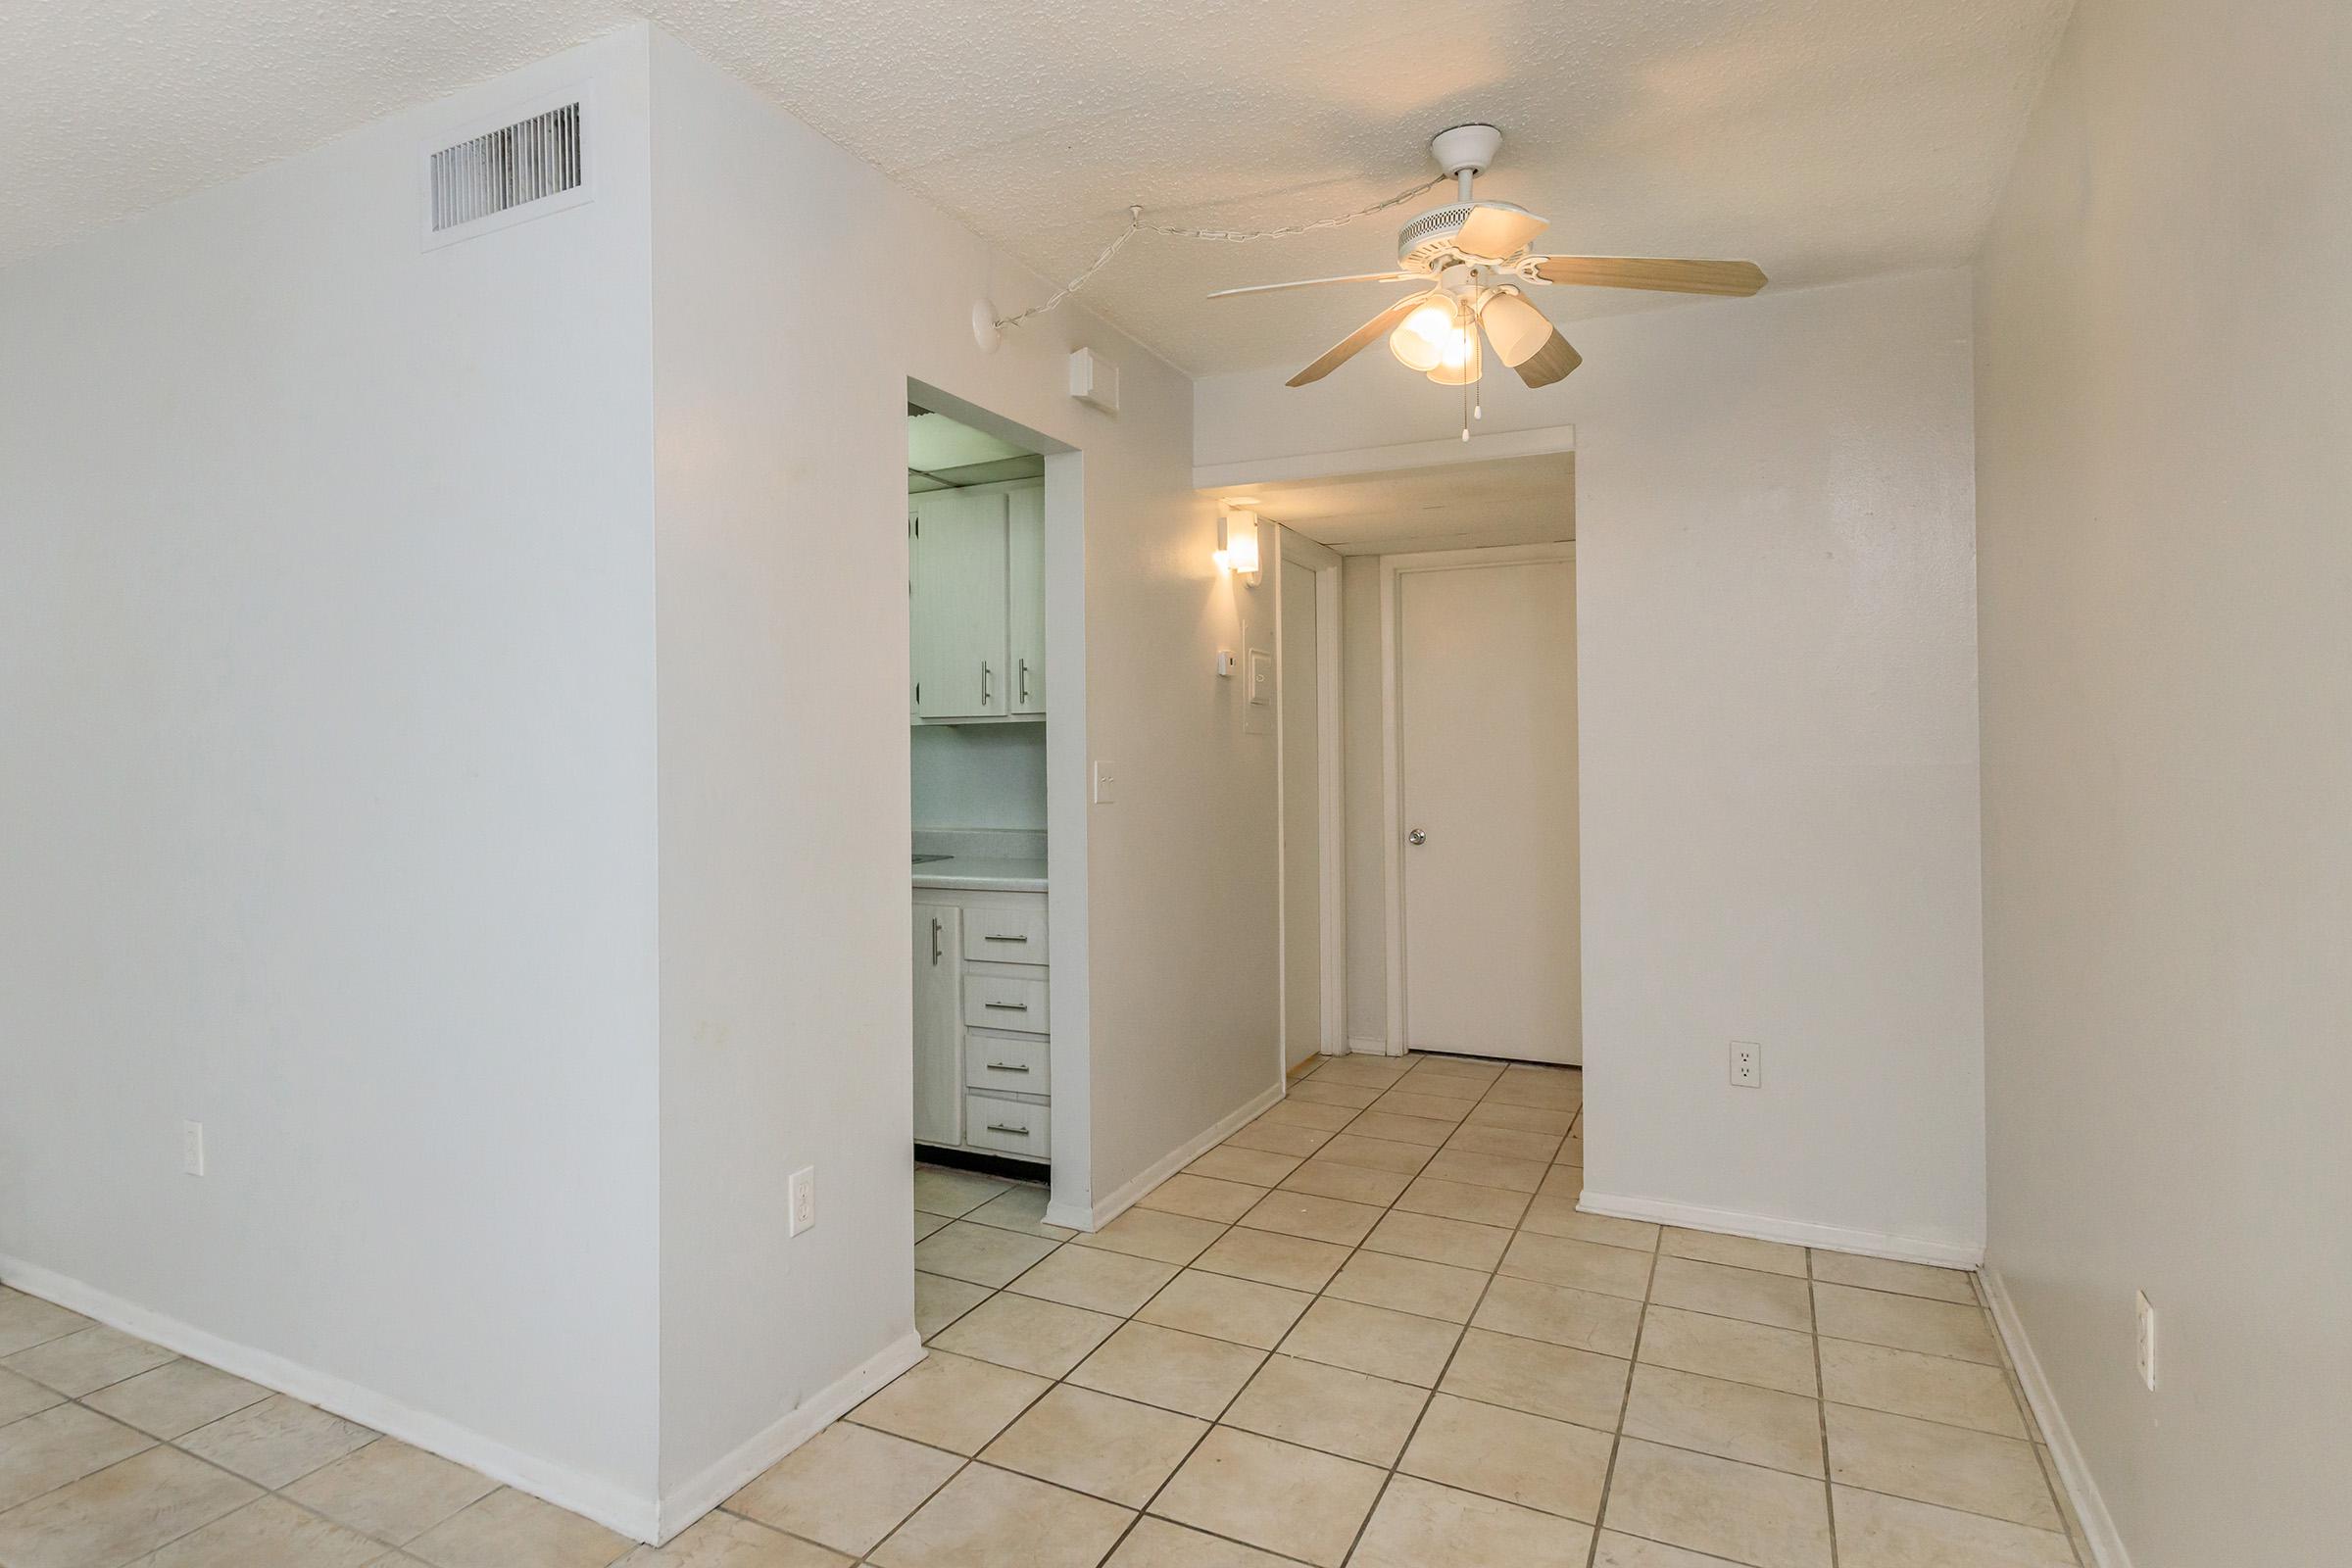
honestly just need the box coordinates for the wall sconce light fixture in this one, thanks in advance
[1215,510,1261,585]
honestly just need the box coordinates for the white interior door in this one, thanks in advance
[1397,556,1580,1063]
[1279,556,1322,1069]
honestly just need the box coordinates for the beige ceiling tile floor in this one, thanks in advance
[0,1058,2078,1568]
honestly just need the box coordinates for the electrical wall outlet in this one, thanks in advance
[1729,1042,1762,1088]
[789,1166,816,1237]
[181,1120,206,1177]
[2135,1290,2157,1391]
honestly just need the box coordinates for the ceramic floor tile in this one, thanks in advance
[1234,1190,1384,1247]
[1813,1285,2002,1365]
[0,1294,90,1360]
[848,1350,1051,1456]
[1351,1473,1594,1568]
[1419,1148,1551,1193]
[3,1324,176,1397]
[1067,1322,1266,1419]
[1135,1270,1313,1350]
[1831,1485,2077,1567]
[914,1167,1012,1218]
[0,1446,257,1568]
[137,1494,388,1567]
[1499,1231,1655,1300]
[1365,1092,1474,1125]
[1008,1247,1182,1316]
[914,1221,1062,1287]
[1322,1250,1490,1324]
[1136,1174,1265,1224]
[1820,1339,2029,1438]
[1218,1122,1332,1158]
[1276,1298,1462,1387]
[0,1368,62,1426]
[82,1359,270,1440]
[1592,1530,1753,1566]
[1255,1100,1357,1132]
[1360,1209,1513,1271]
[1149,1427,1385,1568]
[1638,1306,1821,1398]
[869,1462,1134,1568]
[1188,1227,1351,1293]
[1649,1256,1814,1331]
[931,1292,1123,1378]
[1102,1515,1297,1566]
[1307,1059,1414,1088]
[1462,1102,1576,1136]
[1397,1392,1613,1521]
[1219,1352,1429,1466]
[0,1403,154,1511]
[1439,1328,1629,1430]
[1276,1157,1411,1206]
[912,1209,952,1244]
[1481,1074,1584,1112]
[1284,1078,1382,1108]
[1074,1208,1230,1266]
[1537,1166,1586,1200]
[1660,1228,1809,1278]
[174,1394,378,1490]
[1601,1439,1833,1568]
[979,1385,1205,1507]
[1472,1275,1645,1358]
[966,1185,1077,1240]
[1182,1146,1302,1188]
[406,1486,631,1568]
[724,1420,962,1557]
[1312,1134,1435,1176]
[1390,1175,1533,1229]
[1622,1363,1827,1477]
[283,1439,499,1545]
[914,1271,995,1339]
[1826,1403,2061,1530]
[1517,1199,1660,1251]
[612,1511,850,1566]
[1808,1252,1978,1304]
[1339,1112,1456,1148]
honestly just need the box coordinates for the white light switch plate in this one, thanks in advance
[2135,1290,2157,1390]
[1092,760,1116,805]
[181,1120,206,1176]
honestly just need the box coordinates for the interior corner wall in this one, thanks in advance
[0,30,663,1511]
[1198,269,1986,1257]
[645,29,1275,1494]
[1973,0,2352,1559]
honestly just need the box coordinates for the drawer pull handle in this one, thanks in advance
[985,1123,1030,1137]
[983,1001,1030,1011]
[985,1061,1031,1073]
[983,934,1030,944]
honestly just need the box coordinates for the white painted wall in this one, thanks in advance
[0,31,663,1510]
[1200,270,1986,1257]
[1974,0,2352,1558]
[910,725,1049,831]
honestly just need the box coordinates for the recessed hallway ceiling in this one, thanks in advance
[4,0,2071,374]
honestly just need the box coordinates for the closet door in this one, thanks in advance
[1007,485,1047,715]
[910,488,1010,718]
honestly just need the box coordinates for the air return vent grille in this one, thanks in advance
[423,94,592,247]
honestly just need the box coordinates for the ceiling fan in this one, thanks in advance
[1211,123,1768,391]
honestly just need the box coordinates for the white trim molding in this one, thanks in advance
[1981,1268,2133,1568]
[1194,423,1576,491]
[1346,1037,1391,1056]
[1574,1190,1985,1270]
[1043,1079,1284,1233]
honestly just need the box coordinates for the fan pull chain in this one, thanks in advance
[995,174,1446,331]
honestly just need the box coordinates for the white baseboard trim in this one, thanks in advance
[1044,1080,1286,1232]
[1574,1190,1985,1269]
[1980,1267,2132,1568]
[0,1252,660,1541]
[652,1330,923,1544]
[1345,1037,1396,1057]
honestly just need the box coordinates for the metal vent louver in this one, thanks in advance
[426,100,586,240]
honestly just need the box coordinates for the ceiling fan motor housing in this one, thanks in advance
[1396,200,1537,270]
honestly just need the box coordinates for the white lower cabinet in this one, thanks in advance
[911,886,1049,1165]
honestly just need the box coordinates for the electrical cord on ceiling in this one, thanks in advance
[993,173,1446,331]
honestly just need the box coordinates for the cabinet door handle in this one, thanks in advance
[981,661,992,705]
[983,934,1029,944]
[985,1123,1030,1137]
[929,916,942,964]
[983,1001,1029,1012]
[985,1061,1031,1074]
[1018,658,1030,705]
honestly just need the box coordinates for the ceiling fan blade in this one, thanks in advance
[1530,257,1768,296]
[1287,294,1430,387]
[1453,204,1548,260]
[1208,271,1414,300]
[1513,328,1582,388]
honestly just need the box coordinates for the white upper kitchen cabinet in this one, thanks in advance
[1007,485,1046,716]
[911,486,1010,719]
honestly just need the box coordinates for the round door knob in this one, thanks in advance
[1407,828,1427,846]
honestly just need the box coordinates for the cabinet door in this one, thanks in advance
[1007,485,1047,714]
[911,489,1009,718]
[912,903,964,1146]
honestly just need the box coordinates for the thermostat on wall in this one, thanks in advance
[1069,347,1119,414]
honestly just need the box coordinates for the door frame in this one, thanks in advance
[1276,527,1347,1070]
[1378,541,1576,1056]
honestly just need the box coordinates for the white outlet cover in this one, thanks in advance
[2134,1290,2157,1390]
[181,1119,206,1177]
[789,1166,815,1236]
[1730,1041,1763,1088]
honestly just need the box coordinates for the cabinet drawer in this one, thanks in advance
[964,1094,1049,1157]
[965,904,1049,962]
[963,974,1048,1033]
[964,1032,1048,1093]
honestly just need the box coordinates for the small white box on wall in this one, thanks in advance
[1068,348,1119,414]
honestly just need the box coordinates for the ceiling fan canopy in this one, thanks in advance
[1210,123,1768,392]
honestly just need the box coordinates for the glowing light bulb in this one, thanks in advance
[1388,299,1458,372]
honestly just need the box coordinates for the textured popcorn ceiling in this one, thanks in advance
[1,0,2072,373]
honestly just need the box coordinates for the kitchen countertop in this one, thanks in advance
[912,857,1048,893]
